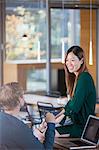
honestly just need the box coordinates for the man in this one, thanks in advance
[0,82,55,149]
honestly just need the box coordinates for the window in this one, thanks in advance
[51,8,80,61]
[6,0,46,62]
[5,0,80,94]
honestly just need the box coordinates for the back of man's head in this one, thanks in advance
[0,82,24,111]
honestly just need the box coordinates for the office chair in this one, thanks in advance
[37,101,62,119]
[37,101,54,119]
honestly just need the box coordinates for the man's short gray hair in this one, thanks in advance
[0,82,24,111]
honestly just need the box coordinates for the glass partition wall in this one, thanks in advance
[5,0,48,93]
[4,0,80,95]
[51,8,80,60]
[6,0,47,62]
[5,1,80,62]
[1,0,80,95]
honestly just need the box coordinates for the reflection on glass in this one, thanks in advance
[5,1,80,63]
[6,0,46,61]
[51,9,80,60]
[27,69,47,92]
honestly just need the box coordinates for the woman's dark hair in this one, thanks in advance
[64,45,88,97]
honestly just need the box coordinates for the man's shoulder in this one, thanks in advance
[0,112,33,140]
[0,112,12,120]
[0,112,27,130]
[0,112,18,121]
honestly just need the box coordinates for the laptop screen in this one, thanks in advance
[82,115,99,144]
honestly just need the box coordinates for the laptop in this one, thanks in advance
[55,115,99,149]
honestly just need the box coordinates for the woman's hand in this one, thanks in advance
[39,121,47,133]
[34,113,55,143]
[55,108,65,119]
[45,112,55,123]
[55,108,65,124]
[33,128,46,143]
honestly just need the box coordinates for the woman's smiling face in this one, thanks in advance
[65,52,83,75]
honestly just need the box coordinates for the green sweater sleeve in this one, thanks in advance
[64,72,96,119]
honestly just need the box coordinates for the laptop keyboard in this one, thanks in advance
[71,140,93,146]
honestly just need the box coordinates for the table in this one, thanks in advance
[24,94,68,108]
[22,94,68,128]
[54,138,99,150]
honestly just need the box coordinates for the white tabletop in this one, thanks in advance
[24,94,68,108]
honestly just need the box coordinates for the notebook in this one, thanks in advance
[55,115,99,149]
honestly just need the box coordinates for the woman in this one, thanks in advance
[55,45,96,138]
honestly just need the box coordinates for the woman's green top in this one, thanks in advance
[56,72,96,137]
